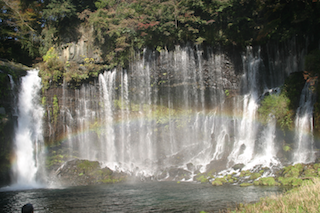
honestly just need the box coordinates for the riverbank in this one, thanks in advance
[228,177,320,213]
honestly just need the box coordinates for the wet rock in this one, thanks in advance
[240,183,252,187]
[167,167,192,181]
[55,159,128,186]
[232,164,245,171]
[186,163,194,171]
[211,178,227,186]
[253,177,279,186]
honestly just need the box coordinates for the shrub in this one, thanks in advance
[258,93,294,131]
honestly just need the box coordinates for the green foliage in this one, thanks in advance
[41,97,47,106]
[46,154,65,168]
[39,47,65,89]
[225,89,229,97]
[283,144,292,152]
[258,93,294,131]
[52,95,59,124]
[43,47,59,63]
[1,0,320,66]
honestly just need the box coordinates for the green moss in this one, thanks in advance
[77,160,100,174]
[212,180,223,186]
[240,170,251,177]
[45,154,65,168]
[196,174,209,183]
[283,144,292,152]
[314,163,320,170]
[101,177,124,184]
[212,177,228,186]
[258,93,294,131]
[254,177,279,186]
[52,95,59,124]
[250,173,261,180]
[303,168,317,177]
[283,164,303,178]
[291,178,303,187]
[278,177,302,187]
[240,183,253,187]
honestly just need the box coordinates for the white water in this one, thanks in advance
[4,44,313,187]
[293,82,316,163]
[12,69,44,188]
[60,45,303,179]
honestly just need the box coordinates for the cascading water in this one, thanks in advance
[58,44,310,180]
[227,47,281,171]
[12,69,44,187]
[293,82,316,163]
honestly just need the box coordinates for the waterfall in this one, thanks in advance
[12,69,44,188]
[59,44,309,179]
[228,47,281,171]
[8,74,18,117]
[99,70,116,164]
[293,82,316,163]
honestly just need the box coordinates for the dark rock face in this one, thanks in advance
[55,159,128,186]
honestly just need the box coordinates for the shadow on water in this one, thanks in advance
[0,182,284,213]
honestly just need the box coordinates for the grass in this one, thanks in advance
[231,178,320,213]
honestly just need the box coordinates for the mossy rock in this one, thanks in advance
[240,183,253,187]
[240,170,251,177]
[101,178,122,183]
[313,163,320,170]
[77,160,100,174]
[278,177,302,186]
[254,177,279,186]
[212,177,227,186]
[283,164,303,177]
[196,174,209,183]
[291,178,303,187]
[206,169,216,178]
[278,177,293,186]
[259,170,264,174]
[226,174,233,180]
[303,168,317,177]
[212,180,223,186]
[250,173,261,180]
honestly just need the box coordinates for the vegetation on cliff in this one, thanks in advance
[1,0,320,69]
[258,49,320,136]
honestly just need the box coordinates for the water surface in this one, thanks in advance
[0,182,283,213]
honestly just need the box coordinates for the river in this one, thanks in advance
[0,182,283,213]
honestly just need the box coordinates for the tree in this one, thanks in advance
[0,0,42,59]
